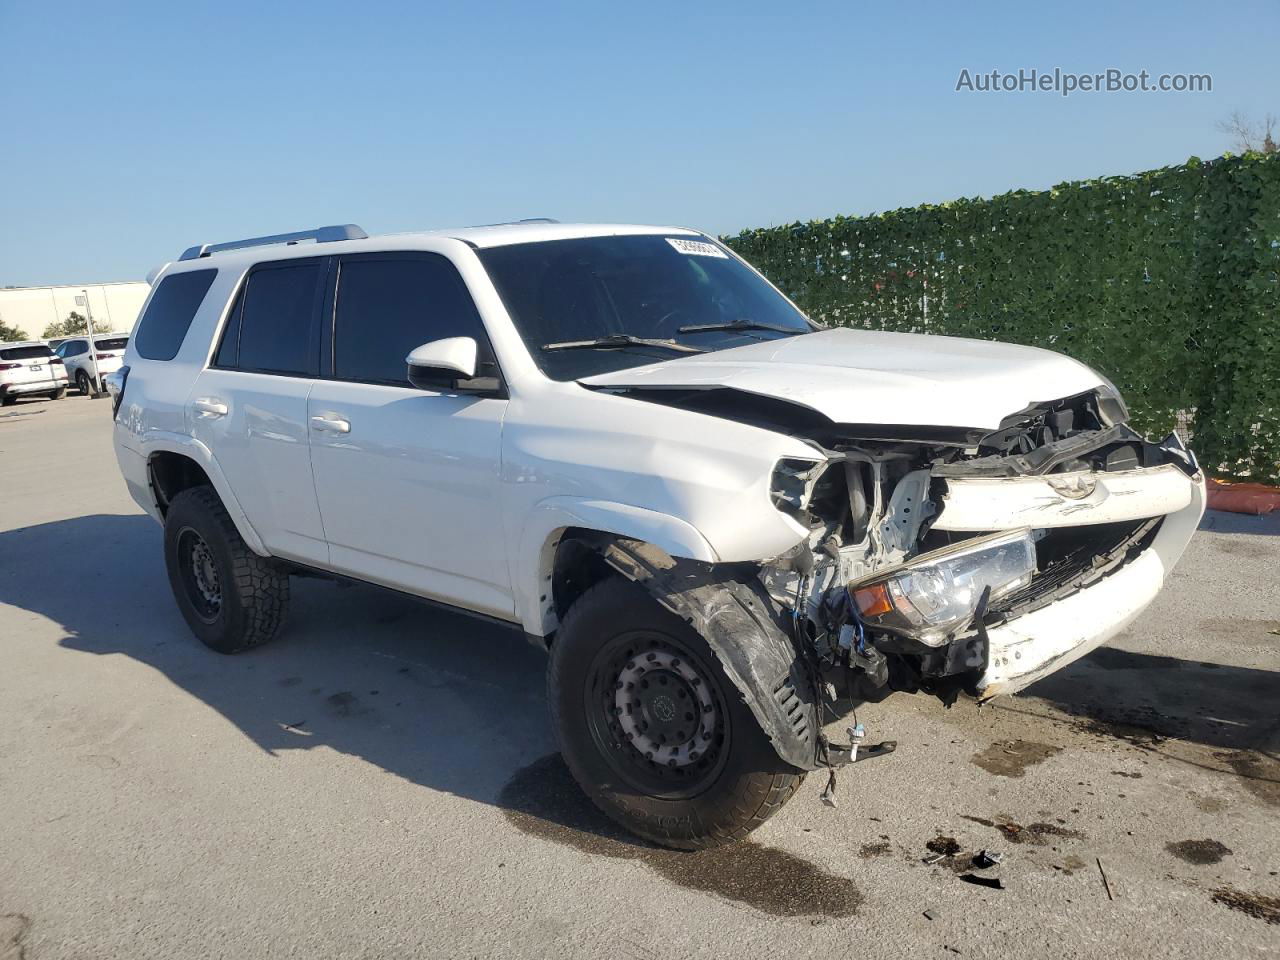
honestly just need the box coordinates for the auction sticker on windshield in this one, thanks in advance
[666,237,728,258]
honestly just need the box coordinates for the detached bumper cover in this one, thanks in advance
[975,471,1205,698]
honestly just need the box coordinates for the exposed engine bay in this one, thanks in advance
[751,388,1200,707]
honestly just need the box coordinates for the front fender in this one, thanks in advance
[518,496,718,636]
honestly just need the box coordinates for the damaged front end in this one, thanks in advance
[757,388,1205,721]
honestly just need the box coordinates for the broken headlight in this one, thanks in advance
[849,530,1037,646]
[770,457,825,517]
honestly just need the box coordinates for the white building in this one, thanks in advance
[0,281,151,342]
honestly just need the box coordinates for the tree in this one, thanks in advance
[43,311,109,340]
[1218,111,1277,154]
[0,319,30,342]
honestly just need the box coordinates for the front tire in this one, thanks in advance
[163,486,289,653]
[549,576,804,849]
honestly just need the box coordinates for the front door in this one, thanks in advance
[306,252,513,619]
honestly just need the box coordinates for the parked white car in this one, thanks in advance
[106,222,1204,849]
[54,334,129,395]
[0,342,68,405]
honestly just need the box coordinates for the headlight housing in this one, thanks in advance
[849,530,1037,646]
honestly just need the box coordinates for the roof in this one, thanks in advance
[160,221,706,280]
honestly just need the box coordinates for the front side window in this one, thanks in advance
[331,254,493,386]
[217,259,323,375]
[476,234,814,381]
[133,269,218,361]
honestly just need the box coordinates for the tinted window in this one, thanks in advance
[95,337,129,352]
[134,269,218,361]
[0,345,53,361]
[64,340,86,356]
[332,255,491,385]
[224,260,323,375]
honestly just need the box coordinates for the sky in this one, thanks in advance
[1,0,1277,286]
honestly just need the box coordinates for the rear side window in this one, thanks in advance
[134,269,218,361]
[215,259,323,376]
[331,254,491,385]
[95,337,129,352]
[0,345,53,361]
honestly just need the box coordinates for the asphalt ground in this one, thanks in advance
[2,394,1277,959]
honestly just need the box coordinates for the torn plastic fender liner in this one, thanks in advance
[600,538,821,772]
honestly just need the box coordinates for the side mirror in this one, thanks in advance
[406,337,477,390]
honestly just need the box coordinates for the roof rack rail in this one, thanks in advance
[178,224,368,261]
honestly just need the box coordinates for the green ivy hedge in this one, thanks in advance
[725,152,1280,483]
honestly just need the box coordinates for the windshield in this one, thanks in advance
[477,234,814,380]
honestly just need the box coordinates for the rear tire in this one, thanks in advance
[1,396,15,407]
[51,387,67,400]
[549,576,804,850]
[76,371,91,396]
[163,486,289,654]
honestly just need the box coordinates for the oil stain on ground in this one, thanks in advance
[1166,839,1233,865]
[961,815,1085,846]
[1211,888,1280,925]
[1214,750,1280,808]
[499,754,862,918]
[971,740,1062,778]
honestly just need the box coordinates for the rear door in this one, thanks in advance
[306,251,512,618]
[187,257,329,566]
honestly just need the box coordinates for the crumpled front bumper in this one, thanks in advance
[975,470,1205,698]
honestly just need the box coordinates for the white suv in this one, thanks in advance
[54,334,130,395]
[107,221,1204,848]
[0,342,68,405]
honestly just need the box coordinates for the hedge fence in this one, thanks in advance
[725,152,1280,483]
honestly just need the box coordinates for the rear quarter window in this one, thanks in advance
[133,269,218,361]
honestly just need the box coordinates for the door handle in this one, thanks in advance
[310,414,351,434]
[191,397,228,418]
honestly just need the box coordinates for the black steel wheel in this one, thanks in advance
[163,486,289,654]
[550,576,804,849]
[585,631,730,800]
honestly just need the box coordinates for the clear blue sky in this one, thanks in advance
[2,0,1276,286]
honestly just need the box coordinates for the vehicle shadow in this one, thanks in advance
[3,513,1277,835]
[1198,508,1280,537]
[0,512,598,837]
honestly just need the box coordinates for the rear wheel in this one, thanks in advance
[1,396,15,407]
[549,576,804,849]
[163,486,289,653]
[76,370,91,396]
[50,387,67,400]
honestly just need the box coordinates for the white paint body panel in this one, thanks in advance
[582,328,1105,430]
[934,464,1195,531]
[978,475,1205,697]
[306,381,512,619]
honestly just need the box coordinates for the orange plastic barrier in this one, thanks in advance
[1207,479,1280,515]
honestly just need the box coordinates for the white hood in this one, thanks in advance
[580,328,1105,431]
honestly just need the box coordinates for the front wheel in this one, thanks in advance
[163,486,289,653]
[549,576,804,849]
